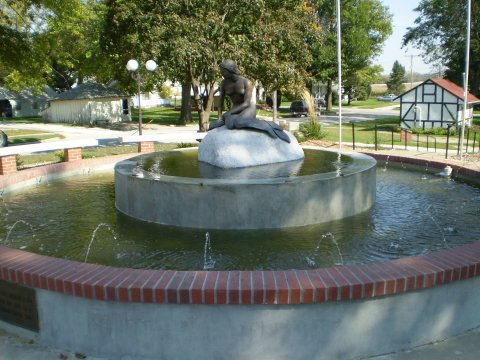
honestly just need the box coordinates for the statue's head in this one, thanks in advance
[219,60,240,75]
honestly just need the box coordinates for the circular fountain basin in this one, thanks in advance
[114,147,377,229]
[2,153,480,360]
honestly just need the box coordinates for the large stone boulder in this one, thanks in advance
[198,126,304,168]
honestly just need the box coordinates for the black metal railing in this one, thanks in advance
[349,123,478,159]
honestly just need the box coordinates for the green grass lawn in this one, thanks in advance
[1,116,45,123]
[2,128,64,145]
[17,143,180,168]
[321,117,400,144]
[131,106,221,125]
[342,98,400,109]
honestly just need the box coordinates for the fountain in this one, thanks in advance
[116,62,376,230]
[115,148,376,229]
[1,61,480,360]
[1,143,480,360]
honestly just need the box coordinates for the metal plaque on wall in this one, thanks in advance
[0,280,39,331]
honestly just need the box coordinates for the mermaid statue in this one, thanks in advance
[208,60,290,143]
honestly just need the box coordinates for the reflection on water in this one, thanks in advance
[136,149,354,179]
[1,165,479,270]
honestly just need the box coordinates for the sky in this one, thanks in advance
[374,0,434,75]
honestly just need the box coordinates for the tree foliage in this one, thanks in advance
[403,0,480,96]
[101,0,319,130]
[386,60,406,95]
[344,64,383,101]
[311,0,392,109]
[0,0,108,92]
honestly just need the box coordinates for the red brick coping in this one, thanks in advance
[0,153,479,305]
[1,242,479,305]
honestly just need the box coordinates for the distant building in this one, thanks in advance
[397,78,480,129]
[0,86,56,118]
[131,91,172,108]
[42,83,131,124]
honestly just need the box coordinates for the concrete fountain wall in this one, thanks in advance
[0,151,480,360]
[114,148,377,229]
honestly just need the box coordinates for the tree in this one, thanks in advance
[311,0,392,110]
[386,60,406,95]
[1,0,108,92]
[403,0,480,96]
[344,64,383,102]
[102,0,319,131]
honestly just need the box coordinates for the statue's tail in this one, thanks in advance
[266,121,291,143]
[274,128,291,143]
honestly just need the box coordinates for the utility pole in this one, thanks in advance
[459,0,472,161]
[336,0,342,151]
[405,55,420,90]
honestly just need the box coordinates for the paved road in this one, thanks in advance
[0,121,206,144]
[284,104,399,126]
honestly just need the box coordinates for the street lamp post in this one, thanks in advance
[126,59,157,135]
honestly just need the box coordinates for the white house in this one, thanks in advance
[131,91,172,108]
[0,86,56,118]
[397,78,480,129]
[42,83,131,124]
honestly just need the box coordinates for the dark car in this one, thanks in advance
[316,98,326,107]
[290,100,308,117]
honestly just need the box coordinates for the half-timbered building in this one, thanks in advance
[398,78,480,130]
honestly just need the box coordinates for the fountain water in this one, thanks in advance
[306,232,344,267]
[422,162,430,180]
[0,192,10,215]
[425,204,449,249]
[203,232,215,270]
[84,223,117,262]
[4,220,35,245]
[382,155,390,172]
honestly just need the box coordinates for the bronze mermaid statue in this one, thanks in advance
[208,60,290,143]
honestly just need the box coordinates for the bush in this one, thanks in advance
[411,127,457,136]
[54,150,65,162]
[298,122,327,140]
[16,155,24,168]
[176,142,198,148]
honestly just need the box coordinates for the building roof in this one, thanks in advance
[0,86,55,101]
[0,87,14,100]
[430,78,480,103]
[51,83,127,101]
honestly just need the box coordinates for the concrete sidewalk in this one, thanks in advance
[370,327,480,360]
[1,321,479,360]
[0,121,205,144]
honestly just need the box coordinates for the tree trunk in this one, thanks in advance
[192,80,214,132]
[471,67,480,97]
[179,81,192,125]
[272,89,278,122]
[326,79,333,111]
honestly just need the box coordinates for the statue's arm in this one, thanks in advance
[218,82,225,116]
[228,79,254,115]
